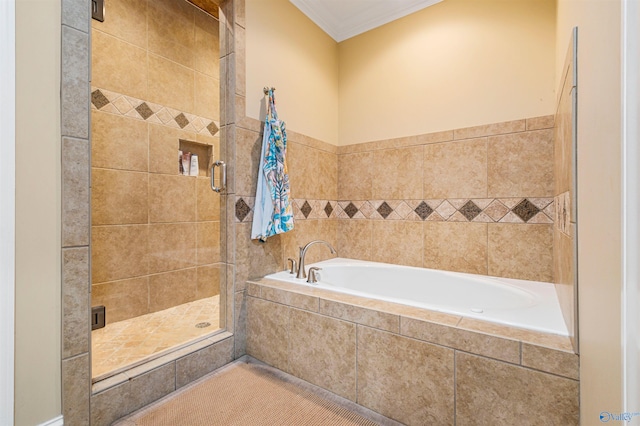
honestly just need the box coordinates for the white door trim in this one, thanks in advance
[0,0,16,424]
[622,0,640,414]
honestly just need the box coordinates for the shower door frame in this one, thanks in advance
[60,0,242,423]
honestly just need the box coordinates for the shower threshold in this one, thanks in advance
[92,296,221,382]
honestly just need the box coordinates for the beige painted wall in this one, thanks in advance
[15,0,62,424]
[556,0,624,421]
[338,0,557,145]
[245,0,555,147]
[245,0,339,145]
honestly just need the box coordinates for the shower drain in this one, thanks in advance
[195,322,211,328]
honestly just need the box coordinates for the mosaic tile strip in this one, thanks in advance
[91,87,220,137]
[235,196,555,224]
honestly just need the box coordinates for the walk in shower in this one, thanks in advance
[90,0,225,381]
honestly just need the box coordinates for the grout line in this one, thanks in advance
[355,324,359,403]
[453,350,457,425]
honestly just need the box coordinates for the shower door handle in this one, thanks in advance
[211,160,226,193]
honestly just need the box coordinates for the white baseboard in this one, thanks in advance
[38,415,63,426]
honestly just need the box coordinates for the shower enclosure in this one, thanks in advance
[89,0,225,381]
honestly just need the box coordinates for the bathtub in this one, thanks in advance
[264,258,568,336]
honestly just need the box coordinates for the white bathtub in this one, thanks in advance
[264,258,568,336]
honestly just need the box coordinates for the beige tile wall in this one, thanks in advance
[91,0,222,323]
[61,1,244,424]
[232,123,339,287]
[235,116,555,283]
[247,279,579,426]
[554,34,578,348]
[334,117,555,282]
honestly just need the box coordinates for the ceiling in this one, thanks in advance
[289,0,443,42]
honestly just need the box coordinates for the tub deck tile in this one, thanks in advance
[319,299,400,333]
[289,308,357,401]
[400,317,521,364]
[357,326,455,426]
[521,343,579,380]
[260,286,319,312]
[457,318,573,352]
[246,297,289,373]
[246,282,261,297]
[455,352,579,425]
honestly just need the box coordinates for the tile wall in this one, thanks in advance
[232,123,339,288]
[554,32,578,348]
[235,116,556,282]
[61,1,245,424]
[90,0,223,323]
[246,278,580,426]
[61,0,92,423]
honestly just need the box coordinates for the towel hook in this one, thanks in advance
[263,86,275,95]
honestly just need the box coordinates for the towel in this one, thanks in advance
[251,88,294,241]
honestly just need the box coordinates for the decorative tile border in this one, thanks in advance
[91,87,220,137]
[235,196,554,225]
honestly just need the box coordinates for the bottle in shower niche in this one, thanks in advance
[189,154,199,177]
[179,150,184,174]
[181,151,191,176]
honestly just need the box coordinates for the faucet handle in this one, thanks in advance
[287,258,297,275]
[307,267,322,284]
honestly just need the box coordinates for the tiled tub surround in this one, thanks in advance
[232,121,340,293]
[236,197,554,224]
[234,115,556,283]
[336,116,556,282]
[246,278,579,426]
[90,0,223,326]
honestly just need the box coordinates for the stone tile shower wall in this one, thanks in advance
[90,0,222,323]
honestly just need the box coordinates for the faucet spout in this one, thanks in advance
[296,240,336,279]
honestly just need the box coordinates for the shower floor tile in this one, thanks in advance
[92,296,221,381]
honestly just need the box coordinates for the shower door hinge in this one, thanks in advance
[92,0,105,22]
[92,306,106,330]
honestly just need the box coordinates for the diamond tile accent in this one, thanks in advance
[324,202,334,217]
[459,200,482,221]
[207,121,219,136]
[484,200,510,222]
[414,201,434,220]
[528,212,553,224]
[377,202,393,219]
[235,198,251,222]
[112,96,134,114]
[91,90,110,109]
[192,117,206,133]
[344,202,359,219]
[92,87,222,143]
[357,201,374,218]
[435,200,457,219]
[175,113,189,129]
[394,202,413,219]
[135,102,154,120]
[300,201,312,218]
[512,199,540,222]
[156,108,173,124]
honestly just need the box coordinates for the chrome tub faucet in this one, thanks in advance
[296,240,336,279]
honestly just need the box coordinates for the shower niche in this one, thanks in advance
[89,0,225,381]
[179,139,214,177]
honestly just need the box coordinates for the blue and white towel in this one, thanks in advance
[251,88,294,241]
